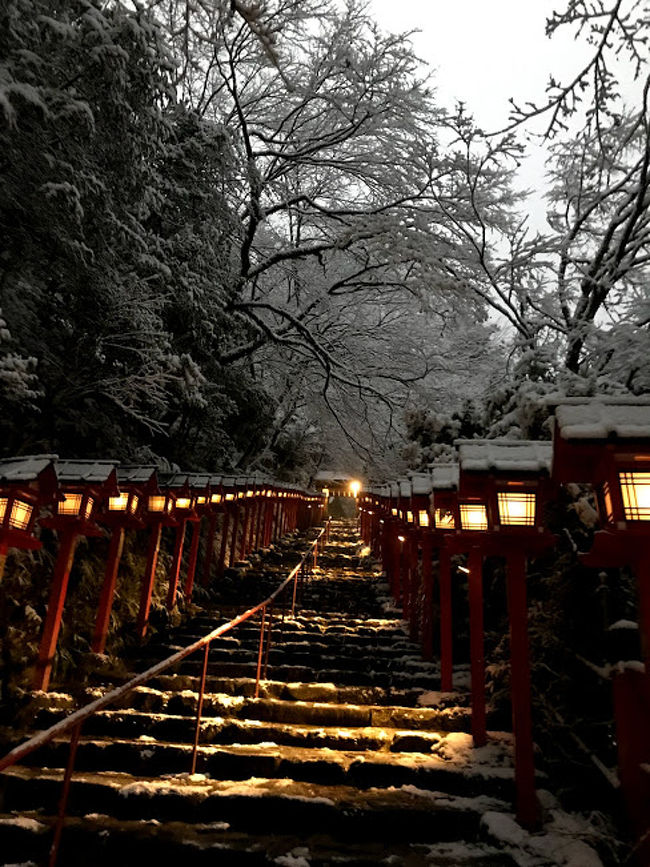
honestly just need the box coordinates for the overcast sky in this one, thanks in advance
[366,1,633,229]
[368,1,585,131]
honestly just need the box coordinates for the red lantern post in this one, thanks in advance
[137,485,177,639]
[92,464,157,654]
[34,459,119,691]
[451,438,554,829]
[550,397,650,852]
[429,463,460,690]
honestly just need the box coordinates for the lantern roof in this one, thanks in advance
[117,464,158,485]
[455,440,552,475]
[160,472,190,490]
[553,398,650,441]
[56,459,119,485]
[430,463,459,490]
[187,473,211,490]
[399,479,412,498]
[0,454,57,483]
[409,472,433,495]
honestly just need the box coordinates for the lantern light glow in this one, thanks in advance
[58,493,83,516]
[9,499,33,530]
[459,503,488,531]
[350,480,361,498]
[497,491,536,526]
[619,472,650,521]
[149,495,169,513]
[109,494,129,512]
[175,497,192,510]
[434,508,455,529]
[406,510,414,523]
[418,510,429,527]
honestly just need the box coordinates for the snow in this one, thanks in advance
[409,472,433,495]
[0,817,48,833]
[455,439,553,473]
[274,848,311,867]
[608,619,638,630]
[429,463,459,490]
[0,455,56,482]
[482,810,604,866]
[554,400,650,441]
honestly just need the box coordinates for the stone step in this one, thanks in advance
[142,643,427,667]
[86,685,469,727]
[154,657,440,686]
[33,707,472,749]
[161,632,419,653]
[88,673,450,707]
[0,812,519,866]
[0,766,510,841]
[145,675,448,707]
[13,736,517,800]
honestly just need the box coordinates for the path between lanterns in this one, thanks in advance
[0,520,604,865]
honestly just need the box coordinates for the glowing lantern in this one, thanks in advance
[149,494,171,513]
[350,480,361,498]
[459,502,488,531]
[497,491,536,526]
[618,471,650,521]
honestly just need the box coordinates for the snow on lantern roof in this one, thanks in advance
[160,472,190,489]
[553,399,650,441]
[313,470,355,483]
[389,481,401,498]
[56,459,118,484]
[399,479,412,498]
[117,464,158,485]
[429,463,459,490]
[187,473,211,490]
[0,455,57,483]
[455,440,552,474]
[409,472,432,495]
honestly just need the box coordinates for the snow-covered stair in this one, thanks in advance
[0,520,604,865]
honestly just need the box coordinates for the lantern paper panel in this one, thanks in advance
[619,472,650,521]
[497,491,536,526]
[459,503,488,531]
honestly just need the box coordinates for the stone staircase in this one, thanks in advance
[0,521,604,865]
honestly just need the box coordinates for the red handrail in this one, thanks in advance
[0,521,329,865]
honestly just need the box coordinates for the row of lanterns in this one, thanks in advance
[0,457,325,693]
[357,396,650,831]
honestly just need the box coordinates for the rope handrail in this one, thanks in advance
[0,522,329,775]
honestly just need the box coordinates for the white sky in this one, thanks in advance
[367,1,638,229]
[368,0,585,131]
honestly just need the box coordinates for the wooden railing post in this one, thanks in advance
[92,527,125,654]
[136,523,162,640]
[34,528,79,691]
[439,547,454,692]
[166,518,188,610]
[468,546,487,747]
[183,519,202,600]
[506,548,539,829]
